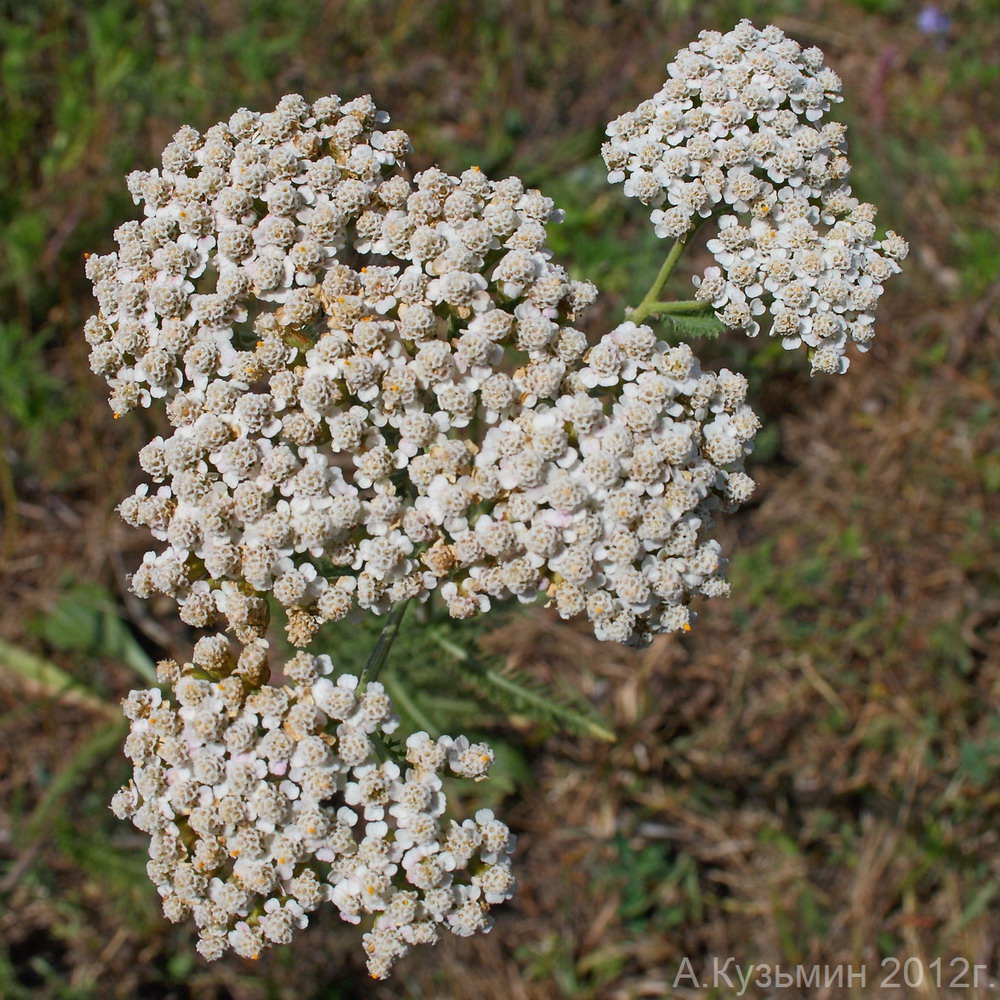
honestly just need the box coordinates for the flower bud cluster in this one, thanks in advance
[87,93,757,648]
[603,19,907,373]
[112,647,514,978]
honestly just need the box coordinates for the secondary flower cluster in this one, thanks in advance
[603,19,907,373]
[112,646,514,978]
[86,93,757,648]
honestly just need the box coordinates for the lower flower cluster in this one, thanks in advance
[111,645,514,978]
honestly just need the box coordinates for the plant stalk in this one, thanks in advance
[629,237,688,325]
[628,215,712,325]
[427,629,616,743]
[638,299,713,316]
[359,599,410,690]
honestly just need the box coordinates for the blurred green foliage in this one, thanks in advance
[31,580,156,685]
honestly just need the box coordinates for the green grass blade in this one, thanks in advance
[0,638,118,718]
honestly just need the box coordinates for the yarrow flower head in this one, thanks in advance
[89,22,904,980]
[112,649,514,977]
[86,92,758,649]
[603,19,907,373]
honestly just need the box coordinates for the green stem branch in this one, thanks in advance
[427,628,616,743]
[480,666,616,742]
[359,599,410,690]
[629,237,688,326]
[628,215,713,325]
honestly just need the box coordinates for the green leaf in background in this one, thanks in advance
[22,717,128,840]
[428,625,617,742]
[33,582,157,685]
[465,737,533,808]
[0,638,116,718]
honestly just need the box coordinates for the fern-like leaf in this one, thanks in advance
[662,311,725,341]
[429,628,615,742]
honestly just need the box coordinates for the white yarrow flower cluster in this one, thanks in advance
[603,19,907,373]
[86,93,757,648]
[89,23,902,977]
[480,324,759,645]
[112,649,514,978]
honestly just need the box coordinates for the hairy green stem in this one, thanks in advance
[639,299,713,316]
[359,599,410,689]
[429,628,468,661]
[480,666,616,742]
